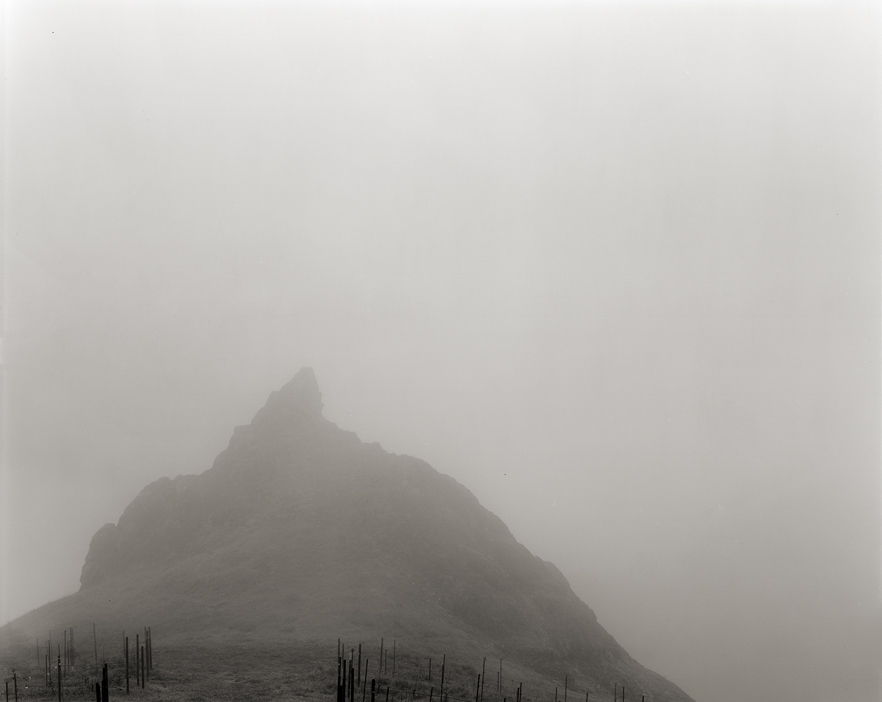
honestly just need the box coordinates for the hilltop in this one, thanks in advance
[1,369,693,702]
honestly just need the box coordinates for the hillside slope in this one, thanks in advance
[3,369,693,702]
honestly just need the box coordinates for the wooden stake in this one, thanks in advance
[363,660,369,702]
[440,655,445,701]
[564,676,567,702]
[125,636,129,694]
[358,645,362,686]
[57,650,61,702]
[481,659,485,702]
[475,676,481,702]
[135,635,139,687]
[380,639,384,676]
[392,641,396,677]
[141,647,145,689]
[371,679,376,702]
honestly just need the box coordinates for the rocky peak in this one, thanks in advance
[249,367,324,426]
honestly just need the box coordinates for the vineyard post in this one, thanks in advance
[439,655,445,701]
[380,640,384,676]
[342,660,347,702]
[392,641,395,677]
[125,637,129,694]
[71,629,75,667]
[564,676,567,702]
[13,672,17,702]
[93,625,97,665]
[363,661,369,702]
[140,647,145,689]
[371,679,376,702]
[358,646,362,687]
[5,680,8,702]
[102,664,108,702]
[475,676,481,702]
[429,687,433,702]
[95,683,100,702]
[57,650,61,702]
[555,687,558,702]
[428,659,431,682]
[622,687,624,702]
[481,659,485,702]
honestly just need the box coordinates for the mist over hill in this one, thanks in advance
[3,369,692,702]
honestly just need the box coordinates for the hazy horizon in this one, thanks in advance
[1,2,879,702]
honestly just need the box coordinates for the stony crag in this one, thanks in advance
[5,369,693,702]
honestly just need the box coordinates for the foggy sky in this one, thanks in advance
[1,3,880,702]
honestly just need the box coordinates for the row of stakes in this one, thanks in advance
[334,640,648,702]
[9,625,155,701]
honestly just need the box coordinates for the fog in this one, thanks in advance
[1,2,879,702]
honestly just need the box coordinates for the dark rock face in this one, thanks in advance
[77,368,693,702]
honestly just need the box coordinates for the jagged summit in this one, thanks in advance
[250,367,325,425]
[5,372,694,702]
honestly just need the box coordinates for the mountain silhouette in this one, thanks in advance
[4,369,693,702]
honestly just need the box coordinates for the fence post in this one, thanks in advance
[475,676,481,702]
[125,637,129,694]
[481,660,485,702]
[371,679,376,702]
